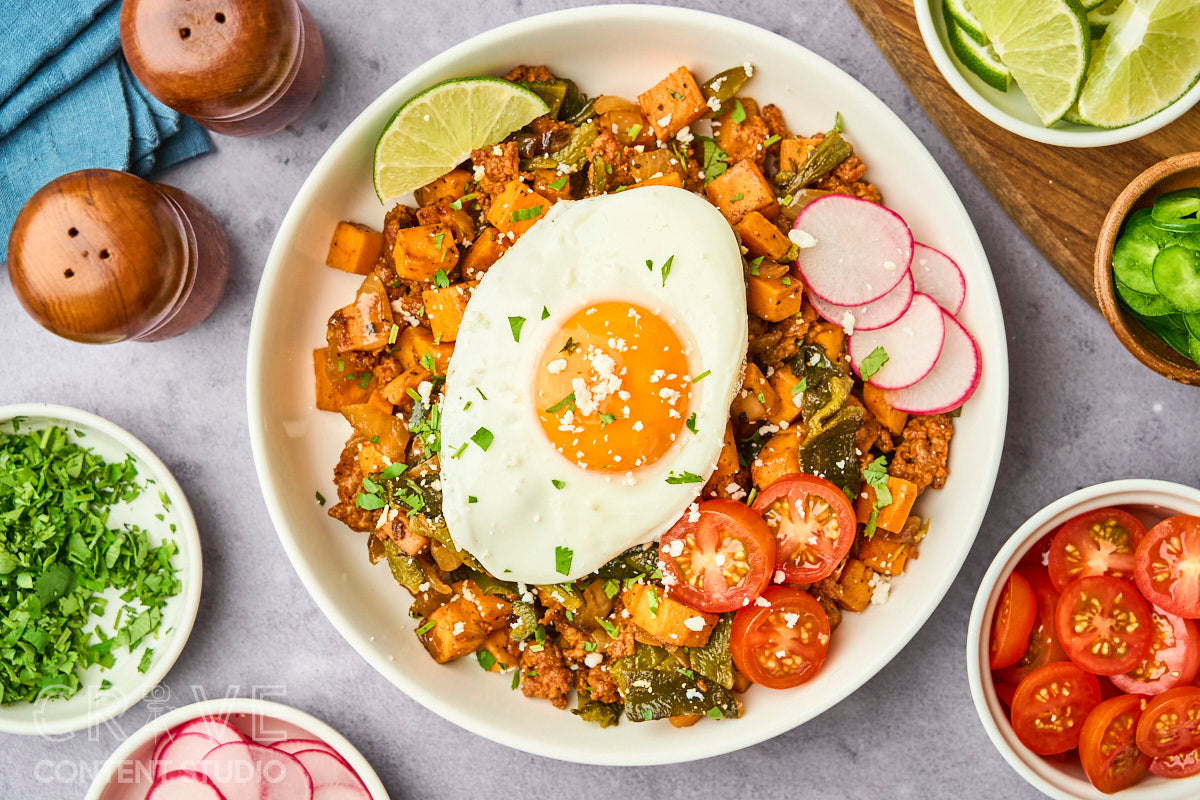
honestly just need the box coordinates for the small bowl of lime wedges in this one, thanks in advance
[1096,151,1200,385]
[917,0,1200,147]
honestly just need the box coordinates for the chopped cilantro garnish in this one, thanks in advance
[551,479,566,490]
[676,667,695,680]
[583,641,597,652]
[470,427,494,451]
[541,306,550,320]
[648,587,660,617]
[730,192,744,202]
[859,346,889,380]
[547,392,576,414]
[555,546,574,576]
[596,617,620,638]
[315,491,326,506]
[355,492,385,510]
[693,370,710,383]
[476,650,497,670]
[791,377,808,396]
[764,134,781,147]
[433,268,449,288]
[548,175,569,191]
[706,706,724,720]
[449,192,476,210]
[670,91,685,100]
[781,276,792,286]
[451,442,468,459]
[379,462,407,480]
[666,470,703,484]
[416,619,436,635]
[599,413,618,429]
[510,205,544,223]
[560,337,579,355]
[746,487,759,506]
[137,648,154,673]
[626,123,643,140]
[750,256,763,276]
[476,387,487,400]
[730,99,747,124]
[432,233,446,253]
[698,136,729,184]
[603,579,620,599]
[660,255,674,286]
[420,351,437,373]
[862,456,893,539]
[468,496,478,504]
[645,259,654,271]
[388,324,400,345]
[511,670,520,689]
[508,316,526,342]
[686,413,698,434]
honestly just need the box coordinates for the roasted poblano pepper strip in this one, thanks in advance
[520,120,597,171]
[596,546,660,579]
[573,695,623,728]
[792,344,852,430]
[509,600,540,642]
[616,668,741,722]
[612,642,675,673]
[559,79,592,123]
[775,117,853,197]
[382,540,425,594]
[701,65,753,116]
[449,565,518,597]
[519,80,568,117]
[797,405,864,494]
[535,583,584,611]
[688,616,734,690]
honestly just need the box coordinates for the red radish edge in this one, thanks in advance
[155,732,220,778]
[809,270,914,332]
[848,293,945,390]
[146,770,228,800]
[884,310,981,414]
[174,716,247,746]
[293,749,370,796]
[793,194,913,306]
[272,739,348,763]
[199,741,313,800]
[911,243,966,315]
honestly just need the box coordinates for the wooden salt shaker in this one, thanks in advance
[6,169,230,344]
[121,0,325,137]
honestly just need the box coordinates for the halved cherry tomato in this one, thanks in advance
[1135,686,1200,758]
[993,567,1068,686]
[1056,576,1154,676]
[1018,528,1060,573]
[659,499,775,613]
[990,571,1039,670]
[1135,515,1200,620]
[1149,746,1200,778]
[1011,661,1103,755]
[1079,694,1151,793]
[751,473,857,584]
[995,681,1017,709]
[730,585,829,689]
[1111,607,1200,696]
[1047,508,1145,592]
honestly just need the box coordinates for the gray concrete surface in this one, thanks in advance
[2,1,1198,798]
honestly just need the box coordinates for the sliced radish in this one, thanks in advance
[272,739,347,765]
[175,717,247,745]
[911,244,966,315]
[312,788,372,800]
[792,195,913,306]
[809,270,914,332]
[848,293,945,390]
[884,310,981,414]
[293,750,370,799]
[146,770,228,800]
[155,732,220,778]
[199,742,313,800]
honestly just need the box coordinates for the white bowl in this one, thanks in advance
[84,698,390,800]
[247,4,1009,765]
[914,0,1200,147]
[966,479,1200,800]
[0,404,202,736]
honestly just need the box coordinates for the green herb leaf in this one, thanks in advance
[661,255,674,287]
[859,346,889,380]
[470,427,494,451]
[648,586,660,617]
[541,306,550,320]
[764,134,781,147]
[547,392,576,414]
[508,316,526,342]
[599,413,617,429]
[560,337,579,355]
[416,619,436,635]
[730,192,744,202]
[378,462,407,480]
[510,205,544,223]
[551,479,566,490]
[692,370,710,383]
[603,579,620,599]
[314,491,326,506]
[730,100,746,124]
[686,413,698,434]
[434,268,449,289]
[698,136,729,185]
[355,492,386,510]
[706,706,725,720]
[791,378,808,396]
[477,650,497,670]
[626,123,643,140]
[468,496,478,504]
[549,176,569,191]
[555,546,574,576]
[596,617,619,638]
[666,470,703,484]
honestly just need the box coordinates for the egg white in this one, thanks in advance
[439,186,747,584]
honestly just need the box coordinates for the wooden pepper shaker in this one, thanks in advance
[6,169,230,344]
[121,0,325,137]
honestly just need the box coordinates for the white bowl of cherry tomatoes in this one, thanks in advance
[968,479,1200,799]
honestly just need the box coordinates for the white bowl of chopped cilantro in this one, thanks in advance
[0,404,201,735]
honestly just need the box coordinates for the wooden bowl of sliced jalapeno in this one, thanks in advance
[1095,152,1200,387]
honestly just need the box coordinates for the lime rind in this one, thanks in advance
[1088,0,1127,37]
[968,0,1091,125]
[946,12,1013,91]
[1076,0,1200,129]
[944,0,989,43]
[373,77,549,202]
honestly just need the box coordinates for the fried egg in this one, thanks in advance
[440,186,746,584]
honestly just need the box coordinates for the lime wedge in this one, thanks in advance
[944,0,988,44]
[946,13,1013,91]
[1087,0,1126,37]
[373,78,549,202]
[1077,0,1200,128]
[1081,0,1111,9]
[968,0,1090,125]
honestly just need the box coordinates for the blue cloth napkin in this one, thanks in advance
[0,0,213,251]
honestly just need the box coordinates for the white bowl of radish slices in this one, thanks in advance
[795,194,980,412]
[85,699,389,800]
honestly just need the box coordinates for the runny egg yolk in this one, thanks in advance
[535,301,693,471]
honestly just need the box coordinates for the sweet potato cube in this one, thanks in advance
[533,169,573,203]
[835,559,875,613]
[357,442,390,477]
[460,226,507,280]
[779,138,820,172]
[731,363,780,423]
[421,599,490,664]
[415,169,472,208]
[380,367,431,413]
[806,320,846,362]
[637,66,708,139]
[704,159,778,224]
[704,421,742,498]
[766,364,804,425]
[858,535,911,577]
[422,282,475,343]
[747,271,804,322]
[313,348,373,412]
[751,427,802,491]
[392,224,459,281]
[328,273,394,352]
[736,211,791,261]
[479,631,518,672]
[622,584,716,648]
[416,201,476,244]
[632,172,684,189]
[485,180,550,238]
[862,384,908,437]
[325,221,384,275]
[855,476,920,534]
[397,325,454,375]
[340,402,409,461]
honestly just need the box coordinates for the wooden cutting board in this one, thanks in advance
[845,0,1200,309]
